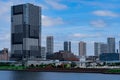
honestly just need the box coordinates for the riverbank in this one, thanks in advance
[103,69,120,74]
[0,67,120,74]
[26,68,108,73]
[24,68,120,74]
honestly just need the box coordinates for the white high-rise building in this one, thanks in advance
[94,42,101,56]
[46,36,54,55]
[107,37,115,53]
[94,42,107,56]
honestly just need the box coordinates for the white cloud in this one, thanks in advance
[0,1,12,22]
[0,1,12,50]
[1,0,43,23]
[38,4,48,9]
[0,32,10,49]
[92,10,119,17]
[90,20,106,27]
[0,33,10,41]
[72,33,102,38]
[45,0,68,10]
[42,15,64,27]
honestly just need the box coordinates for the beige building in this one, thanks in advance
[79,41,86,57]
[0,48,9,61]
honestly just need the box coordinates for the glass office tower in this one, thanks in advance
[64,41,71,53]
[11,3,41,60]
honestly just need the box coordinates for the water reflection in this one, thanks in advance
[10,71,43,80]
[0,71,120,80]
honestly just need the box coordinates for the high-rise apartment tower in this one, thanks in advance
[46,36,54,55]
[79,41,86,57]
[107,37,115,53]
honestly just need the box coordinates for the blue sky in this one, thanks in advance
[0,0,120,56]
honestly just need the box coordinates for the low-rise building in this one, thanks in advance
[0,48,9,61]
[27,60,54,66]
[99,53,119,61]
[47,51,79,61]
[86,56,98,62]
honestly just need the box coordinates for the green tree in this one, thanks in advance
[71,62,77,68]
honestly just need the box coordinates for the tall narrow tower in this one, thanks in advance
[107,37,115,53]
[11,3,41,60]
[64,41,71,53]
[94,42,101,56]
[46,36,54,55]
[79,41,86,57]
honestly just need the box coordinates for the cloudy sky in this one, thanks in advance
[0,0,120,56]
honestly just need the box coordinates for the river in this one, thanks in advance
[0,71,120,80]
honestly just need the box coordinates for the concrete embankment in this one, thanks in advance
[26,68,109,73]
[1,68,120,74]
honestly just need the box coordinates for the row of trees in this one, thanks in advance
[28,62,77,69]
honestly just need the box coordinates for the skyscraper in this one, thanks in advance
[94,42,101,56]
[100,43,108,54]
[94,42,107,56]
[118,41,120,60]
[64,41,71,53]
[11,3,41,60]
[79,41,86,57]
[119,41,120,53]
[46,36,54,55]
[107,37,115,53]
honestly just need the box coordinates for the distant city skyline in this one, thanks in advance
[1,0,120,55]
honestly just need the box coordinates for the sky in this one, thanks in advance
[0,0,120,56]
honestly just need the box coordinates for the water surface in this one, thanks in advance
[0,71,120,80]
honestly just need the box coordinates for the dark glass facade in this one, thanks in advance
[13,5,23,15]
[64,41,71,53]
[99,53,119,61]
[11,3,41,60]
